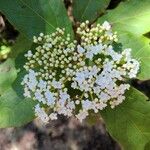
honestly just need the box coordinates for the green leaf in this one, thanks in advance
[0,59,17,95]
[0,41,36,127]
[0,58,36,127]
[101,88,150,150]
[73,0,110,22]
[10,35,38,97]
[97,0,150,36]
[0,88,36,128]
[0,0,74,40]
[12,69,27,98]
[97,0,150,80]
[10,34,32,58]
[117,33,150,80]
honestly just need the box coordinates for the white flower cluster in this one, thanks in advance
[22,21,140,123]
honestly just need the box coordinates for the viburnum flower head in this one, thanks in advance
[22,21,140,123]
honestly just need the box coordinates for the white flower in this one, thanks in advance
[82,99,93,110]
[52,80,62,89]
[49,113,57,120]
[102,21,111,30]
[74,71,86,84]
[25,50,33,57]
[103,61,113,72]
[77,45,85,53]
[38,79,47,90]
[45,90,55,105]
[93,86,101,94]
[22,21,140,123]
[22,69,38,91]
[23,88,31,98]
[76,110,88,122]
[106,46,122,61]
[59,91,70,106]
[99,92,110,102]
[86,51,93,60]
[96,74,113,89]
[34,104,49,123]
[128,60,140,78]
[95,102,107,110]
[67,101,75,109]
[71,81,77,89]
[34,90,46,103]
[45,43,52,48]
[85,44,103,56]
[123,48,131,61]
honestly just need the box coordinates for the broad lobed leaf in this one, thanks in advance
[96,0,150,149]
[0,58,36,127]
[10,34,32,58]
[97,0,150,80]
[0,0,74,40]
[0,0,74,127]
[97,0,150,36]
[0,59,17,95]
[73,0,110,22]
[118,33,150,80]
[101,88,150,150]
[0,88,36,128]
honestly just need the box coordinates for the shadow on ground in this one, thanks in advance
[0,116,120,150]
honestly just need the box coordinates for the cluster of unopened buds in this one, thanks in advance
[22,21,140,123]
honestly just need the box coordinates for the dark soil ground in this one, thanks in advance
[0,117,121,150]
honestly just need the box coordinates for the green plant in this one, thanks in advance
[0,0,150,149]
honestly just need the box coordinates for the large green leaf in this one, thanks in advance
[118,33,150,80]
[0,58,36,127]
[0,0,73,40]
[0,40,36,127]
[0,59,17,95]
[11,35,37,97]
[73,0,110,22]
[101,88,150,150]
[10,34,32,58]
[97,0,150,80]
[0,88,36,128]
